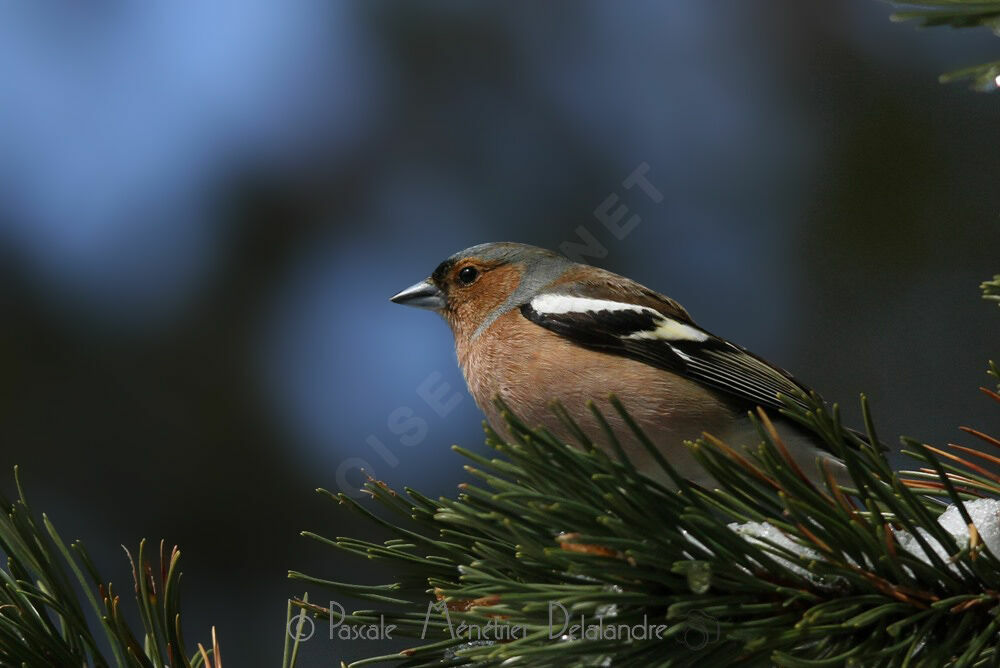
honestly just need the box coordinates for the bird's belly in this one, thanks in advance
[463,344,840,488]
[464,343,741,485]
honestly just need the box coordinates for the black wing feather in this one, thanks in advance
[520,301,812,412]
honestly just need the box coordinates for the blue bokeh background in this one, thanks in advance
[1,1,999,664]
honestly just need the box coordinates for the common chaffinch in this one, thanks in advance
[391,242,844,487]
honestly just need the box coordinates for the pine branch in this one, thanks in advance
[983,275,1000,305]
[291,396,1000,666]
[983,276,1000,391]
[887,1,1000,90]
[0,468,220,667]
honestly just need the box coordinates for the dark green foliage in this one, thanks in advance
[292,397,1000,666]
[983,275,1000,305]
[0,468,219,667]
[888,1,1000,90]
[983,277,999,390]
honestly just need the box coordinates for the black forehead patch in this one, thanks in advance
[431,259,455,284]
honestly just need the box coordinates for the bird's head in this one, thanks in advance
[391,242,573,342]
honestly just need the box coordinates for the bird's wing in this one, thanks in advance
[519,289,814,413]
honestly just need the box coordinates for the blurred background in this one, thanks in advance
[1,1,998,664]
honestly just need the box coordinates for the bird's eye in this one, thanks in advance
[457,266,479,285]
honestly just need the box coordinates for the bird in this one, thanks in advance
[390,242,846,487]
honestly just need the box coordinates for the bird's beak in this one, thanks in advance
[390,279,446,310]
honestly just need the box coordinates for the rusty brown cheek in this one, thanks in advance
[446,264,525,342]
